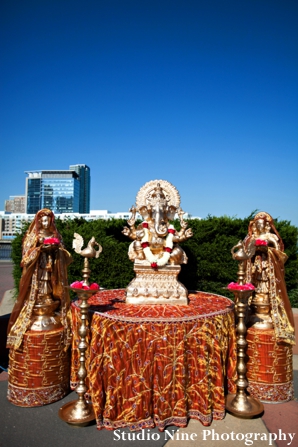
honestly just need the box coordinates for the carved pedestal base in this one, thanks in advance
[126,262,188,305]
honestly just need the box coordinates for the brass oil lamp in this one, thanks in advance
[225,241,264,418]
[58,234,102,426]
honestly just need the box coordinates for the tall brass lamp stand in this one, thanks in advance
[59,234,102,426]
[226,243,264,418]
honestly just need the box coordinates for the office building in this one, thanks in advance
[25,170,80,214]
[5,196,26,214]
[69,164,90,213]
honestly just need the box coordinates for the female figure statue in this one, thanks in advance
[244,212,295,345]
[7,208,72,350]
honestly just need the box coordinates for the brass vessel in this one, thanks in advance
[30,246,63,332]
[250,293,273,329]
[30,299,62,331]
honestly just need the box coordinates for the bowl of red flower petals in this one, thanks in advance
[70,281,100,291]
[43,237,60,245]
[255,239,268,246]
[227,282,255,291]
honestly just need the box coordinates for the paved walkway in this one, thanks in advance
[0,262,297,447]
[0,261,14,309]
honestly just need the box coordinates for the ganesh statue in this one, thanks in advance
[122,179,192,304]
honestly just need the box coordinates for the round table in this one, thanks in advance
[70,289,237,431]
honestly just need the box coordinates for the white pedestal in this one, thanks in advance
[126,262,188,305]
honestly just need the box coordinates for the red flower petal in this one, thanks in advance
[227,282,255,291]
[71,281,83,289]
[44,237,60,244]
[255,239,268,246]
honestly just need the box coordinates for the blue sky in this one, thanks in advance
[1,0,297,225]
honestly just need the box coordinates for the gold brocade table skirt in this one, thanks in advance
[70,289,237,431]
[7,327,70,407]
[246,327,294,403]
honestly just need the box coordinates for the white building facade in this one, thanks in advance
[0,209,193,240]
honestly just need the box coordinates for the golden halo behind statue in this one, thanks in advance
[254,211,273,222]
[135,179,181,210]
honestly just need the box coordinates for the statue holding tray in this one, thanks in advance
[244,211,295,344]
[6,209,72,407]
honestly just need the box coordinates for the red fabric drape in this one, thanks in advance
[7,327,70,407]
[71,290,237,431]
[247,327,294,403]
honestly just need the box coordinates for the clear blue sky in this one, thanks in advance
[1,0,297,225]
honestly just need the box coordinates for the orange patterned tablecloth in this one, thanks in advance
[70,290,237,431]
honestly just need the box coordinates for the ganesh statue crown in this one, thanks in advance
[122,179,193,304]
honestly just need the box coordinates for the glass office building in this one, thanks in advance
[26,170,80,214]
[69,164,91,213]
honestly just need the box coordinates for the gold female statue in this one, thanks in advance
[7,208,72,350]
[244,212,295,345]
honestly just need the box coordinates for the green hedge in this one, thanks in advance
[11,213,298,307]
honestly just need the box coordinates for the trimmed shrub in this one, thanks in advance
[11,214,298,307]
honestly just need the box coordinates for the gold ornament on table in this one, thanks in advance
[122,180,193,304]
[59,234,102,426]
[225,240,264,418]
